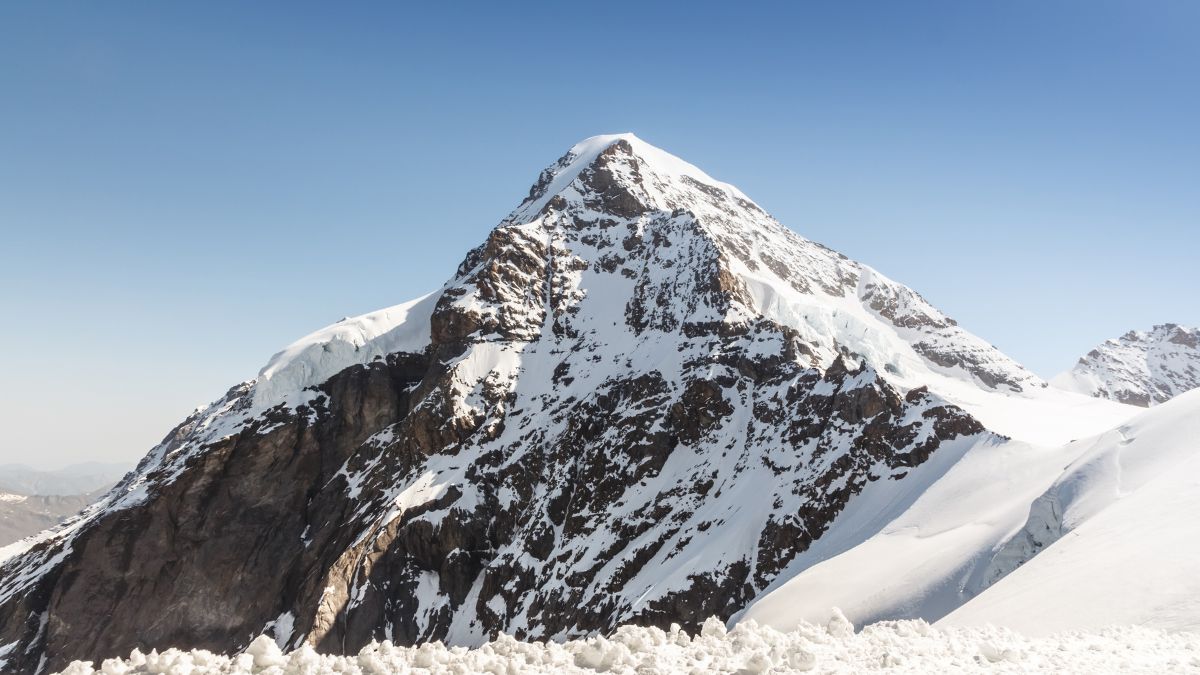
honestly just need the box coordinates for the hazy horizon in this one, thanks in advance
[2,2,1196,469]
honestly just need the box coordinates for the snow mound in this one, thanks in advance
[52,615,1200,675]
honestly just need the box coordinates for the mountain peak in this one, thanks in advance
[568,133,745,195]
[507,133,756,226]
[490,134,1042,396]
[254,135,1042,419]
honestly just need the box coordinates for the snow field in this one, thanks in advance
[54,612,1200,675]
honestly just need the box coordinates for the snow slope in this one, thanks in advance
[942,388,1200,635]
[1053,323,1200,406]
[740,387,1200,635]
[738,434,1070,629]
[51,617,1200,675]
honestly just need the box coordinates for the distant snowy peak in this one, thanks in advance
[1053,323,1200,406]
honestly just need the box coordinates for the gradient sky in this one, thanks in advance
[2,2,1196,469]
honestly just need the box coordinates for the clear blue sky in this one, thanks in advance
[2,2,1196,469]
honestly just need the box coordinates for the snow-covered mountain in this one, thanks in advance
[1052,323,1200,406]
[0,134,1170,674]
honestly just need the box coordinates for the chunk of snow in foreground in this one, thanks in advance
[53,614,1200,675]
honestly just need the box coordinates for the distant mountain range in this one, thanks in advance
[0,491,107,551]
[0,461,129,497]
[0,462,128,556]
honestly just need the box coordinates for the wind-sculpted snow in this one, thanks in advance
[52,615,1200,675]
[253,292,438,408]
[943,389,1200,635]
[1053,323,1200,406]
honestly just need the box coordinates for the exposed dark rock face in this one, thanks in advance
[0,134,1002,673]
[0,354,429,671]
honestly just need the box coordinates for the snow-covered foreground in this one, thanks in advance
[53,614,1200,675]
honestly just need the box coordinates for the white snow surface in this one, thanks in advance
[1052,323,1200,406]
[942,388,1200,635]
[52,615,1200,675]
[740,389,1200,636]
